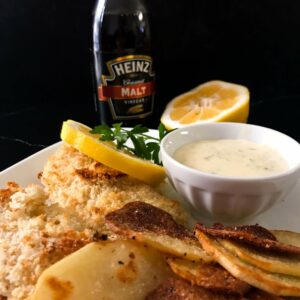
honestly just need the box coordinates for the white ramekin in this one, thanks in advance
[160,122,300,221]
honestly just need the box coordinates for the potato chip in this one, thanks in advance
[220,239,300,277]
[195,230,300,297]
[106,201,211,262]
[166,257,250,295]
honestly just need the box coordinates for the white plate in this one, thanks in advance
[0,131,300,231]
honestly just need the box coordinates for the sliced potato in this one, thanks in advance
[195,223,300,255]
[166,257,250,295]
[128,232,211,262]
[195,231,300,297]
[145,278,244,300]
[105,201,211,262]
[272,230,300,248]
[220,239,300,277]
[30,240,173,300]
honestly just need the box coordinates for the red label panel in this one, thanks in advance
[98,81,155,101]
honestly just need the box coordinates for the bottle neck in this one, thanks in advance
[104,0,147,14]
[93,0,151,54]
[94,0,148,28]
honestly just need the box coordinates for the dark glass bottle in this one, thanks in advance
[93,0,155,127]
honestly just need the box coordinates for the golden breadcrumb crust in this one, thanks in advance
[40,143,187,234]
[0,183,94,300]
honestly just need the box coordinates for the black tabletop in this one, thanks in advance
[1,1,300,171]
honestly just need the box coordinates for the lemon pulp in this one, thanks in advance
[161,80,250,130]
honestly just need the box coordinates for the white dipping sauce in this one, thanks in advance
[174,139,289,177]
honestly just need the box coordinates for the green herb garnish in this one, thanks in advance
[90,123,171,165]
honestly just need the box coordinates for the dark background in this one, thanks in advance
[0,0,300,170]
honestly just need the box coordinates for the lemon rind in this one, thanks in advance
[61,120,165,186]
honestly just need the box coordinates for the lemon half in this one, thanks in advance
[60,120,165,186]
[161,80,250,130]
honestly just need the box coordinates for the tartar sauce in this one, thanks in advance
[174,139,288,177]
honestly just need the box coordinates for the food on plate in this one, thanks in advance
[40,143,187,235]
[89,122,169,166]
[2,120,300,299]
[105,201,211,262]
[2,174,300,299]
[174,139,288,177]
[195,223,300,254]
[219,239,300,277]
[195,224,300,296]
[60,120,166,185]
[0,183,93,300]
[245,289,284,299]
[0,142,187,299]
[145,278,245,300]
[166,257,250,295]
[272,230,300,248]
[30,240,172,300]
[106,202,300,298]
[160,80,249,129]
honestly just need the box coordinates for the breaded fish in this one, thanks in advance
[105,201,211,262]
[0,183,94,300]
[41,144,188,235]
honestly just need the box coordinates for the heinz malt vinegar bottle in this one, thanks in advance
[93,0,155,126]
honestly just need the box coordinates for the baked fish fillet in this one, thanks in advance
[0,183,94,300]
[40,143,188,235]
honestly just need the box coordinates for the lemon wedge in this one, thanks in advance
[60,120,165,186]
[161,80,250,130]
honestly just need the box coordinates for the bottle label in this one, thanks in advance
[98,55,155,120]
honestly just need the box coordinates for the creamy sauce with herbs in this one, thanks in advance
[174,139,288,177]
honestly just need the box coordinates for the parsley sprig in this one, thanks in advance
[90,123,171,165]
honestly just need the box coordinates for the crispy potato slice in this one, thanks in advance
[145,278,246,300]
[30,240,173,300]
[272,230,300,248]
[195,224,300,255]
[195,230,300,297]
[166,257,250,295]
[220,239,300,277]
[105,201,211,262]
